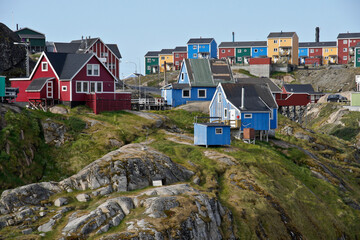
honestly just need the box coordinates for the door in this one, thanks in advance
[229,109,236,127]
[47,81,53,99]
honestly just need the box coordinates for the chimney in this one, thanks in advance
[16,24,18,30]
[232,32,235,42]
[241,87,245,109]
[315,27,320,42]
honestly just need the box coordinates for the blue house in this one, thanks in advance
[162,59,235,107]
[209,82,278,136]
[298,43,309,65]
[194,123,231,147]
[187,38,217,59]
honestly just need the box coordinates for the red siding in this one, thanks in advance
[59,81,71,101]
[338,38,360,64]
[218,48,235,60]
[305,58,321,65]
[308,48,322,58]
[85,92,131,114]
[89,40,119,79]
[276,93,310,106]
[173,52,187,70]
[11,80,32,102]
[249,58,271,65]
[72,56,115,102]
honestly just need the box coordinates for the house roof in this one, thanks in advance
[183,59,234,87]
[299,41,337,48]
[145,51,161,57]
[221,83,275,112]
[173,46,187,52]
[159,49,174,55]
[15,27,45,39]
[54,42,82,53]
[337,33,360,39]
[26,77,54,92]
[45,52,93,80]
[218,41,267,48]
[106,44,122,58]
[187,38,214,44]
[267,32,296,38]
[196,123,229,127]
[283,84,320,94]
[235,78,282,93]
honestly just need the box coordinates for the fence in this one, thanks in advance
[85,92,132,114]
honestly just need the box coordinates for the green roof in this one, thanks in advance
[190,59,213,86]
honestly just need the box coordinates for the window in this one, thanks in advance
[96,82,102,92]
[90,82,96,92]
[358,57,360,62]
[238,49,242,53]
[62,86,67,91]
[193,45,197,50]
[215,128,223,134]
[315,49,318,52]
[87,64,100,76]
[181,73,185,81]
[221,49,225,53]
[161,56,165,60]
[175,54,179,58]
[83,81,88,92]
[343,56,347,60]
[147,59,151,63]
[244,114,252,119]
[343,48,347,52]
[325,56,329,60]
[76,82,82,92]
[343,40,347,44]
[100,52,108,58]
[224,108,227,118]
[274,40,278,44]
[280,40,282,42]
[274,48,278,52]
[284,40,286,42]
[254,49,258,53]
[310,49,314,53]
[175,61,179,65]
[237,57,242,62]
[193,53,197,58]
[325,49,329,53]
[198,89,206,98]
[182,89,190,98]
[228,49,231,53]
[244,49,247,52]
[147,66,151,70]
[218,92,222,103]
[41,62,48,71]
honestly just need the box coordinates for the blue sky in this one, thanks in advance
[0,0,359,78]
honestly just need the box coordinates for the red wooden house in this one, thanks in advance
[173,46,187,70]
[275,84,323,107]
[337,33,360,64]
[10,52,130,114]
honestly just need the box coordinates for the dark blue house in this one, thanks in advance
[161,59,235,107]
[194,123,231,147]
[187,38,217,59]
[209,82,278,138]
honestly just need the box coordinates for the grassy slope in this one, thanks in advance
[0,108,359,239]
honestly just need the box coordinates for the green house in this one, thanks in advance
[355,43,360,68]
[0,76,5,97]
[145,51,160,75]
[14,27,46,53]
[235,47,251,64]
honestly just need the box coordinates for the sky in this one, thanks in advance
[0,0,359,78]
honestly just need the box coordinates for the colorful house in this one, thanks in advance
[173,46,187,70]
[337,32,360,64]
[187,38,217,59]
[48,37,122,80]
[14,27,46,53]
[194,123,231,147]
[159,49,174,73]
[276,84,323,107]
[161,59,234,107]
[298,42,337,65]
[218,41,267,64]
[355,43,360,68]
[10,52,130,113]
[209,82,278,132]
[145,51,160,75]
[267,32,299,65]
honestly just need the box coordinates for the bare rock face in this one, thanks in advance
[41,119,68,146]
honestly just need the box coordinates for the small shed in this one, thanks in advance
[194,123,230,147]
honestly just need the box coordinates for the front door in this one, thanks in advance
[229,109,236,127]
[47,81,53,99]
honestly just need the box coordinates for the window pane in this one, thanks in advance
[97,82,102,92]
[87,65,92,75]
[183,90,189,97]
[83,82,88,92]
[93,65,99,75]
[90,82,95,92]
[199,90,206,97]
[76,82,82,92]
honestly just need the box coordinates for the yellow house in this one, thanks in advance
[267,32,299,65]
[322,43,337,65]
[159,49,174,73]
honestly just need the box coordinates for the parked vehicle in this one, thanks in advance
[327,94,348,102]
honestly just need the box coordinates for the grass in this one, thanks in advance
[270,71,295,79]
[236,69,257,77]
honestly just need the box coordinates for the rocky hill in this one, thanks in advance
[0,106,359,239]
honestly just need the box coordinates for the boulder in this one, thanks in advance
[76,194,90,203]
[49,106,68,115]
[54,197,68,207]
[21,228,32,235]
[38,219,56,232]
[41,119,68,146]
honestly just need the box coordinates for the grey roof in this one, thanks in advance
[221,83,275,112]
[299,41,337,48]
[172,83,191,89]
[187,38,214,44]
[267,32,296,38]
[16,34,45,39]
[235,78,282,93]
[159,49,174,54]
[45,52,93,79]
[196,123,229,127]
[219,41,267,48]
[182,59,234,87]
[26,77,53,92]
[71,38,99,51]
[337,33,360,39]
[173,46,187,52]
[54,42,81,53]
[106,44,122,58]
[283,84,321,94]
[145,51,161,57]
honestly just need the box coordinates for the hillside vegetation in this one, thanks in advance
[0,104,359,239]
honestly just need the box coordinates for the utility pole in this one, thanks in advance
[164,61,167,86]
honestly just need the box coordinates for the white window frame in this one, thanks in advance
[224,108,227,118]
[181,73,185,81]
[193,53,197,58]
[175,61,179,66]
[96,82,103,93]
[90,82,96,93]
[343,56,347,60]
[218,92,222,103]
[221,49,225,53]
[343,48,347,52]
[193,45,197,50]
[343,40,347,44]
[42,62,48,71]
[358,57,360,62]
[161,56,165,60]
[325,56,329,60]
[198,89,206,98]
[244,113,252,119]
[237,57,242,62]
[147,66,151,70]
[244,49,247,52]
[147,58,151,63]
[61,86,67,91]
[325,49,329,53]
[274,40,278,44]
[228,49,231,53]
[76,81,90,93]
[310,49,314,53]
[175,54,179,58]
[254,49,258,53]
[87,64,100,76]
[238,49,242,53]
[182,89,190,98]
[215,128,223,135]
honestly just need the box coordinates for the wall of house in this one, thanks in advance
[171,87,216,107]
[252,47,267,58]
[173,52,187,70]
[209,86,240,121]
[241,112,270,131]
[309,48,322,58]
[206,125,230,145]
[161,88,173,106]
[72,57,115,102]
[145,57,159,75]
[218,48,235,60]
[194,124,207,145]
[90,40,119,79]
[210,41,217,58]
[235,48,251,64]
[270,108,277,129]
[338,39,349,64]
[298,48,308,58]
[177,62,190,84]
[355,48,360,67]
[59,81,71,102]
[187,44,197,59]
[276,93,310,106]
[323,47,337,64]
[159,54,173,72]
